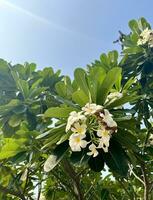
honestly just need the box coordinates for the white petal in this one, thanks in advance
[80,140,88,148]
[87,152,93,156]
[93,150,99,157]
[71,145,81,152]
[89,143,96,150]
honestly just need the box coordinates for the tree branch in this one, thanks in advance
[141,163,149,200]
[0,185,26,200]
[62,159,84,200]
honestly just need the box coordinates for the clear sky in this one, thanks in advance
[0,0,153,76]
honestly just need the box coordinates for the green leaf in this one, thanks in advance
[123,46,142,54]
[101,188,109,200]
[44,141,69,172]
[117,118,138,132]
[97,67,122,105]
[105,94,139,109]
[74,68,90,97]
[29,87,46,98]
[138,17,151,30]
[41,125,67,149]
[11,70,29,99]
[18,79,29,99]
[0,138,26,160]
[108,50,118,65]
[55,82,67,97]
[55,76,73,99]
[128,19,140,34]
[123,77,136,91]
[114,130,139,152]
[100,53,110,70]
[70,150,89,165]
[36,124,66,140]
[8,115,22,127]
[88,153,104,172]
[72,89,89,106]
[88,66,106,102]
[44,107,75,118]
[0,99,21,115]
[103,140,129,177]
[115,73,122,91]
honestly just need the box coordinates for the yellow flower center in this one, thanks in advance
[103,130,109,137]
[77,127,84,134]
[75,137,81,143]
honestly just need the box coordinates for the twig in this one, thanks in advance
[141,163,149,200]
[37,182,42,200]
[129,165,144,185]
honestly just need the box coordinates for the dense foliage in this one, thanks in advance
[0,18,153,200]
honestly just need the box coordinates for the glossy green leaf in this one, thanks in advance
[88,153,104,172]
[114,130,139,152]
[74,68,90,97]
[0,138,26,160]
[44,107,75,118]
[105,94,140,109]
[55,77,73,99]
[103,140,129,177]
[72,89,89,106]
[88,66,106,102]
[128,19,140,34]
[70,150,89,165]
[97,67,122,105]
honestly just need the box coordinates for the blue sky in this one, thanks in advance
[0,0,153,76]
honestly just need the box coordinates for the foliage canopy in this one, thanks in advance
[0,18,153,200]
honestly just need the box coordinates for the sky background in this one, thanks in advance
[0,0,153,77]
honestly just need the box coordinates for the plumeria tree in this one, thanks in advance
[0,17,153,200]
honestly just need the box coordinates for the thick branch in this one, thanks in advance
[0,185,26,200]
[62,159,84,200]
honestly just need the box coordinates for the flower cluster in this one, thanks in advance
[137,28,153,48]
[66,103,117,157]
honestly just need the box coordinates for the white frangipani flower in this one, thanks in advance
[66,111,86,132]
[97,128,111,139]
[65,102,118,155]
[97,128,110,152]
[105,92,123,104]
[137,28,151,45]
[137,28,153,47]
[87,143,99,157]
[98,138,110,152]
[71,122,87,135]
[82,103,103,115]
[69,133,88,152]
[100,109,117,128]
